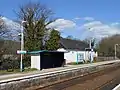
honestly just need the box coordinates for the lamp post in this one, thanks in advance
[20,21,26,72]
[88,28,94,63]
[114,44,118,60]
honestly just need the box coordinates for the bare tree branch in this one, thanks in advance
[16,2,56,50]
[0,16,7,38]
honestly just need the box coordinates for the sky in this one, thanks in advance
[1,0,120,40]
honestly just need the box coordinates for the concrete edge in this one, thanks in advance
[113,84,120,90]
[0,61,119,84]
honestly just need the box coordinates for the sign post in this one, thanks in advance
[17,50,26,72]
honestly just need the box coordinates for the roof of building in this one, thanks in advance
[27,50,67,54]
[60,38,89,51]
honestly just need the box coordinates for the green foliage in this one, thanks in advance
[45,29,60,50]
[0,58,20,71]
[23,55,31,67]
[0,68,37,75]
[0,54,31,71]
[24,68,38,72]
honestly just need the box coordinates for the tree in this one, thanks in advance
[0,17,3,29]
[45,29,60,50]
[17,2,55,51]
[0,16,7,54]
[66,35,74,39]
[83,38,96,48]
[0,16,6,37]
[0,16,12,40]
[97,34,120,57]
[83,38,90,45]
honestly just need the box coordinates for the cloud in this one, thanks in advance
[111,22,120,26]
[2,16,120,41]
[74,17,81,20]
[82,21,103,30]
[48,17,120,40]
[47,19,76,30]
[74,17,94,21]
[83,17,94,21]
[2,17,21,30]
[80,21,120,39]
[1,17,21,40]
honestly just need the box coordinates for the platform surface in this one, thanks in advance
[0,60,120,83]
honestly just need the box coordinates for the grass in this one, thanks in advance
[23,68,38,72]
[67,59,98,65]
[67,62,84,65]
[0,68,38,75]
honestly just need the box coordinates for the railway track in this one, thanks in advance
[35,65,120,90]
[96,72,120,90]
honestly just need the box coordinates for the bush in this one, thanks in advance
[93,57,97,62]
[23,55,31,67]
[0,54,31,71]
[0,58,20,71]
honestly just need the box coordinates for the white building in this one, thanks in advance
[58,38,98,64]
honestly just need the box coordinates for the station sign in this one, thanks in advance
[17,50,27,54]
